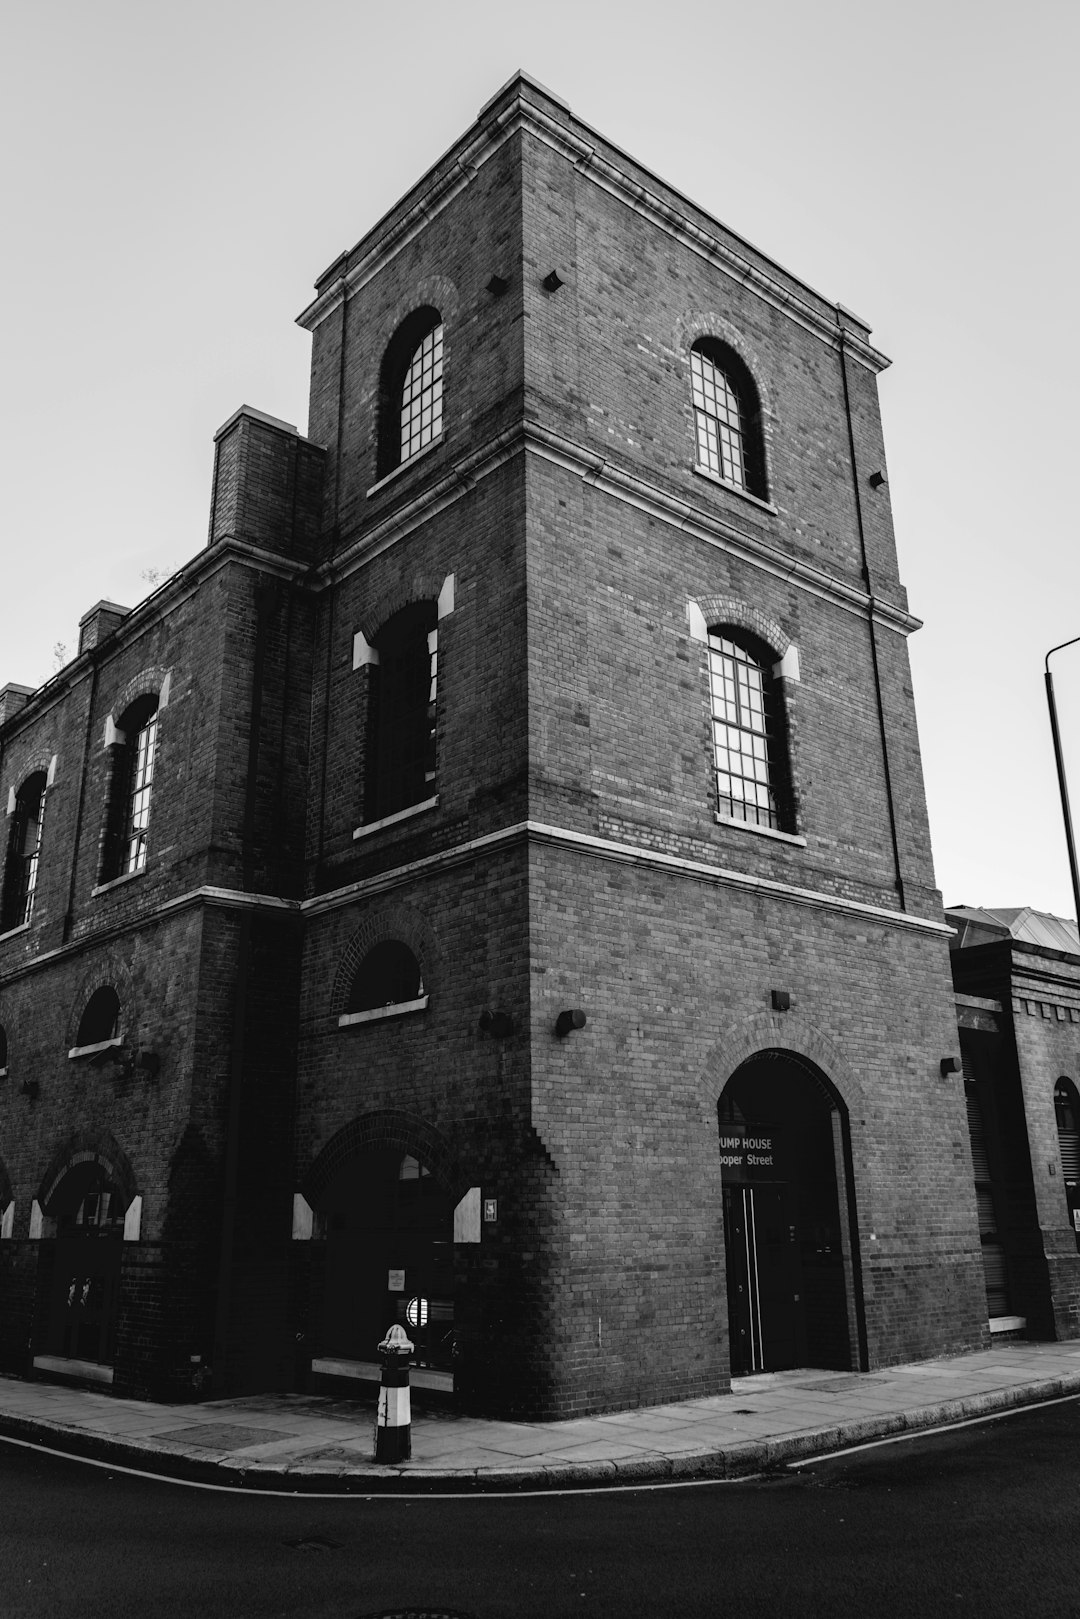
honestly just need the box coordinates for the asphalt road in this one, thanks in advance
[4,1399,1080,1618]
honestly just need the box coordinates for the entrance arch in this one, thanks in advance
[719,1049,863,1377]
[305,1113,463,1374]
[40,1159,130,1369]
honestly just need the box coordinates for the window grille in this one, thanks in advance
[692,348,745,487]
[124,707,158,874]
[399,323,443,465]
[708,632,785,829]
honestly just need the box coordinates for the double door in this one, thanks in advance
[723,1183,801,1376]
[47,1234,122,1365]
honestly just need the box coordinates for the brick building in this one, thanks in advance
[948,906,1080,1346]
[0,74,993,1417]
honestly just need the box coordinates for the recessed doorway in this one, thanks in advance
[719,1049,862,1376]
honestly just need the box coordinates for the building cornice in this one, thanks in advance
[302,819,951,937]
[296,84,888,373]
[0,822,948,990]
[323,422,920,636]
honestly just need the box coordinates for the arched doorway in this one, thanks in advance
[42,1161,128,1369]
[317,1147,455,1373]
[719,1049,860,1376]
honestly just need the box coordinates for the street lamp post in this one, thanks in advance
[1044,636,1080,930]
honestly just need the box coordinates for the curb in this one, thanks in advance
[2,1374,1079,1494]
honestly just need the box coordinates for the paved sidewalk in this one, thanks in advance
[3,1339,1080,1493]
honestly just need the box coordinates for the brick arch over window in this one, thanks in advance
[675,312,775,420]
[37,1130,139,1217]
[693,596,791,661]
[375,276,461,353]
[65,960,134,1051]
[108,666,172,723]
[302,1110,467,1210]
[330,902,437,1019]
[356,574,451,645]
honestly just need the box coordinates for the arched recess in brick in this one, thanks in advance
[303,1108,468,1209]
[329,901,440,1020]
[64,959,135,1051]
[37,1129,139,1217]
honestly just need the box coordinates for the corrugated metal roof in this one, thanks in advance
[946,904,1080,955]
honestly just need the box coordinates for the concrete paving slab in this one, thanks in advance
[5,1339,1080,1491]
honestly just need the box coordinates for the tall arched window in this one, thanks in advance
[708,628,792,831]
[377,307,444,479]
[102,695,159,881]
[1054,1078,1080,1252]
[690,339,766,498]
[2,771,47,929]
[365,602,438,822]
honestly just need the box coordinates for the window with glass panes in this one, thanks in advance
[692,347,745,488]
[708,631,783,829]
[2,771,46,929]
[400,323,443,464]
[123,705,158,873]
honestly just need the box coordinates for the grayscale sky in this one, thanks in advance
[2,0,1077,916]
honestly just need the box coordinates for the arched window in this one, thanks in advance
[690,339,766,498]
[365,602,438,822]
[1054,1079,1080,1251]
[377,307,444,479]
[708,628,792,831]
[2,770,47,930]
[76,986,121,1049]
[102,695,159,881]
[346,941,424,1015]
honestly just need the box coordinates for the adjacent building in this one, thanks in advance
[949,905,1080,1344]
[0,74,994,1417]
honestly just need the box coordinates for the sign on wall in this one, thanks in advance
[718,1131,779,1182]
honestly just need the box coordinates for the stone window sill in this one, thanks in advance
[366,433,446,498]
[338,996,429,1028]
[715,812,806,848]
[91,868,145,897]
[693,463,778,515]
[0,920,31,943]
[353,795,438,841]
[68,1037,123,1061]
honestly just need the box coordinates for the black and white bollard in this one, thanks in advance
[374,1324,414,1463]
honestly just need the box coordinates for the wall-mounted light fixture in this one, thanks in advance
[486,274,509,296]
[555,1009,586,1037]
[479,1010,514,1038]
[868,470,888,489]
[940,1055,962,1077]
[771,990,791,1012]
[542,271,563,292]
